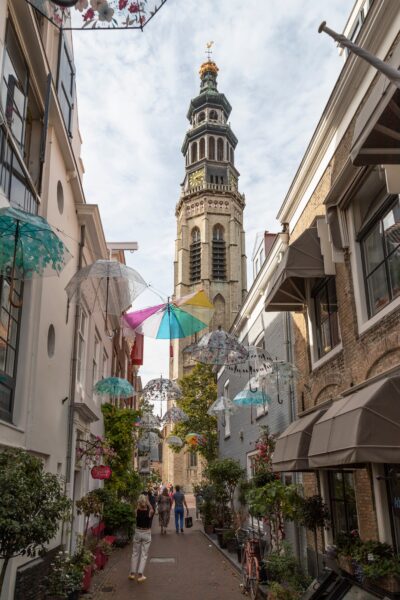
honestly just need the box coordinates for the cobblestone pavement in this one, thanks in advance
[88,495,243,600]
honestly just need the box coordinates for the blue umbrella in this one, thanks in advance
[93,377,134,398]
[233,382,272,407]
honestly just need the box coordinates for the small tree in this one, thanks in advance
[297,495,329,576]
[205,458,244,520]
[0,449,71,595]
[75,490,103,543]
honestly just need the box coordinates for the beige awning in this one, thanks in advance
[309,376,400,468]
[264,227,325,312]
[351,74,400,166]
[272,409,326,472]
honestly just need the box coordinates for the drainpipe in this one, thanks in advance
[63,225,85,546]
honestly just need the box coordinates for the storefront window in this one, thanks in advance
[328,471,358,540]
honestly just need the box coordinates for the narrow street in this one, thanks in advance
[90,496,243,600]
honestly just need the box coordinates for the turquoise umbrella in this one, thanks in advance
[233,382,272,407]
[0,206,71,305]
[93,377,134,398]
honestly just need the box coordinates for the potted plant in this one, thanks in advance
[297,495,329,577]
[95,538,113,570]
[222,529,238,554]
[335,530,361,575]
[72,537,94,593]
[200,499,216,535]
[265,543,311,598]
[362,556,400,593]
[44,550,83,600]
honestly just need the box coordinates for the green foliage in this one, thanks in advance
[361,556,400,580]
[44,550,83,598]
[0,448,71,590]
[76,490,103,518]
[171,363,218,462]
[205,458,244,501]
[103,498,134,536]
[265,543,312,599]
[353,539,394,564]
[101,403,142,504]
[297,495,329,532]
[268,581,302,600]
[335,530,361,557]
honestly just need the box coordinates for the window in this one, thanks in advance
[57,34,75,137]
[312,277,340,358]
[328,471,358,540]
[1,24,28,148]
[386,464,400,553]
[230,147,234,165]
[199,138,205,159]
[198,111,205,123]
[191,142,197,163]
[217,138,224,161]
[92,333,101,388]
[0,276,22,422]
[212,225,226,281]
[209,110,218,120]
[224,381,231,437]
[361,197,400,317]
[76,308,88,385]
[209,136,215,160]
[188,452,198,468]
[190,227,201,282]
[102,350,108,379]
[247,451,258,479]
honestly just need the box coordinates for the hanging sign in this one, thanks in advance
[91,465,112,480]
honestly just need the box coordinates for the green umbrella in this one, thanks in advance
[0,206,71,306]
[93,376,134,398]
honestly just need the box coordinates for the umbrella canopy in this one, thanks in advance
[186,327,248,366]
[207,395,238,416]
[227,346,273,378]
[0,206,71,280]
[142,377,181,402]
[166,435,183,447]
[65,259,147,317]
[26,0,167,30]
[136,413,161,429]
[162,407,188,424]
[233,382,272,407]
[138,432,160,451]
[122,290,214,340]
[185,433,206,447]
[93,376,134,398]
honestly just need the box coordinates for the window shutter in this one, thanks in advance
[57,35,75,137]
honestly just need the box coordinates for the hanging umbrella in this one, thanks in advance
[207,395,238,416]
[233,382,272,407]
[185,433,206,447]
[136,413,161,429]
[94,376,134,398]
[227,346,273,378]
[65,260,147,322]
[122,290,214,340]
[142,377,181,402]
[262,359,299,404]
[26,0,168,31]
[138,432,160,451]
[162,407,189,424]
[166,435,183,447]
[186,327,248,366]
[0,206,72,305]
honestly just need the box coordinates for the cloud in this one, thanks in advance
[73,0,351,383]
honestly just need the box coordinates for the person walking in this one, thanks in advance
[129,494,154,583]
[172,485,188,534]
[158,487,172,535]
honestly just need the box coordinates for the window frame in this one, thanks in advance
[212,225,226,281]
[224,380,231,438]
[190,227,201,282]
[76,306,88,386]
[328,470,358,541]
[0,276,23,423]
[57,33,75,138]
[312,276,341,359]
[360,196,400,318]
[187,451,198,468]
[92,331,101,390]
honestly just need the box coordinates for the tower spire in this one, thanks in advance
[199,42,219,93]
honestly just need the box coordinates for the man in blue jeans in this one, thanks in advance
[172,485,188,533]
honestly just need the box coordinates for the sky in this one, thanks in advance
[72,0,352,391]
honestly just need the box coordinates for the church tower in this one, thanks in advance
[163,53,247,490]
[171,54,247,380]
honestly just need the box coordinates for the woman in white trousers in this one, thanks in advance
[129,494,154,583]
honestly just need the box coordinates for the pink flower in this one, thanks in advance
[119,0,128,8]
[128,2,139,13]
[83,7,95,20]
[139,15,146,24]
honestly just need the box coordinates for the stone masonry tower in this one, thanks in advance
[163,56,247,490]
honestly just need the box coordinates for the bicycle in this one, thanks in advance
[238,529,262,600]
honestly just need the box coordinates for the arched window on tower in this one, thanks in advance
[209,137,215,160]
[191,142,198,164]
[212,293,226,330]
[199,138,205,159]
[209,110,218,121]
[230,147,234,165]
[190,227,201,282]
[212,224,226,281]
[217,138,224,161]
[198,112,205,123]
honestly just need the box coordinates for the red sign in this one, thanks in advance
[91,465,112,480]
